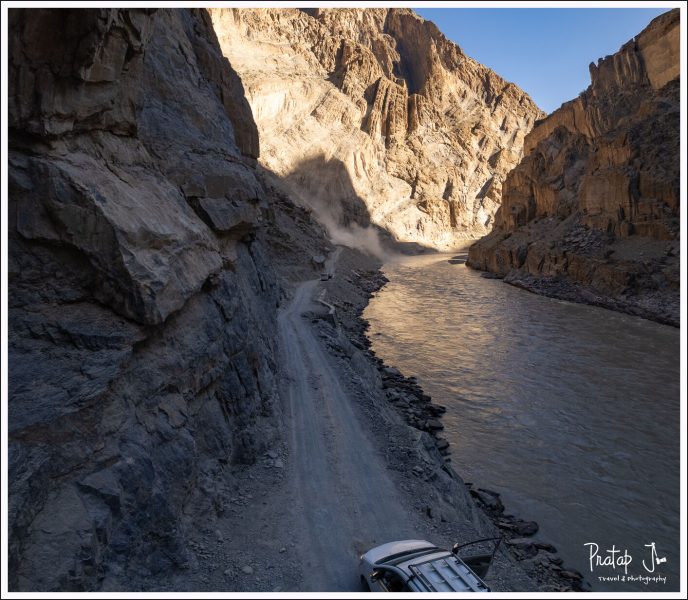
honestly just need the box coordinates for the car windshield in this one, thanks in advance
[382,546,440,566]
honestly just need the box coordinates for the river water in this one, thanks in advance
[363,252,681,592]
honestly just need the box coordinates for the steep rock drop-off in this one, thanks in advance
[468,9,680,325]
[208,8,544,250]
[8,8,549,593]
[7,8,332,590]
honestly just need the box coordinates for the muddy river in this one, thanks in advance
[364,251,680,591]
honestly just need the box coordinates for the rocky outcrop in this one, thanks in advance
[207,8,543,250]
[468,9,680,325]
[8,8,329,590]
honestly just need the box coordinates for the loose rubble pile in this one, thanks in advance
[466,485,586,591]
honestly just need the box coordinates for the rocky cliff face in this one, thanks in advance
[468,9,680,325]
[8,8,328,590]
[207,8,544,250]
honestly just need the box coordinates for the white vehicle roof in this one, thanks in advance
[363,540,490,592]
[402,552,489,592]
[362,539,437,565]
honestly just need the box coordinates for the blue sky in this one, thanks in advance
[414,7,671,113]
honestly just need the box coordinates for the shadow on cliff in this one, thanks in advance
[195,8,260,159]
[196,8,433,259]
[263,154,434,260]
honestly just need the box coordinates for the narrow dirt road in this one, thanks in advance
[277,250,423,591]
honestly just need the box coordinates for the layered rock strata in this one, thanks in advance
[468,9,680,325]
[208,8,544,250]
[8,8,329,590]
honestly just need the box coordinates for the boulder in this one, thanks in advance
[192,197,258,237]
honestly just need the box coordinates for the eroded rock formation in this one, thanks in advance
[8,8,329,590]
[468,9,680,325]
[207,8,544,250]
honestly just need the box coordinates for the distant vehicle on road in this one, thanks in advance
[360,538,500,592]
[320,272,333,281]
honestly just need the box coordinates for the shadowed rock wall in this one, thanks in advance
[8,8,327,590]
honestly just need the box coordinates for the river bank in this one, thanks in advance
[157,245,590,592]
[330,248,587,592]
[467,228,680,328]
[364,251,680,592]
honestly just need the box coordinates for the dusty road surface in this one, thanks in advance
[164,248,540,593]
[277,251,424,591]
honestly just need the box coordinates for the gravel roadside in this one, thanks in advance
[164,245,585,592]
[323,246,588,592]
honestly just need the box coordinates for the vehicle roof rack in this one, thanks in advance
[408,554,489,592]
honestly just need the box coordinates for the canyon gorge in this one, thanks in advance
[468,9,680,325]
[208,8,543,250]
[5,6,681,593]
